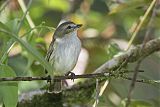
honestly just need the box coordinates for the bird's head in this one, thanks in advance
[54,21,82,38]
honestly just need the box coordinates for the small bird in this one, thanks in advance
[45,21,82,93]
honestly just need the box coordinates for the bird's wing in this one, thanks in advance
[45,38,55,62]
[45,38,56,74]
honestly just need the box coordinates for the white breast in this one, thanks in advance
[52,32,81,75]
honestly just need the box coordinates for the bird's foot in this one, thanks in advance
[46,75,51,83]
[65,71,76,82]
[62,80,68,87]
[46,75,53,93]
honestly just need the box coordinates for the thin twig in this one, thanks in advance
[0,73,159,84]
[18,0,36,32]
[0,73,109,82]
[120,75,160,84]
[125,60,142,107]
[93,79,100,107]
[21,25,55,38]
[126,0,157,50]
[17,0,33,33]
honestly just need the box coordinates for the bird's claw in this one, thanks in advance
[47,75,51,83]
[65,71,75,82]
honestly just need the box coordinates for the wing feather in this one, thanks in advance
[45,38,55,62]
[45,38,55,74]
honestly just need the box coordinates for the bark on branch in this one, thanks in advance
[94,38,160,73]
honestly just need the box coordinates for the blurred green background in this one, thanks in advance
[0,0,160,107]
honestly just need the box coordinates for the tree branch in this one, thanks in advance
[1,72,158,84]
[0,73,108,81]
[94,38,160,73]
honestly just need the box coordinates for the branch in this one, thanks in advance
[1,72,157,84]
[94,38,160,73]
[0,73,108,81]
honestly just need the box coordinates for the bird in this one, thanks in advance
[45,21,82,93]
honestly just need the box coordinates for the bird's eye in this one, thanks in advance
[67,26,72,29]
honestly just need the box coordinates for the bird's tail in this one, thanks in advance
[48,79,62,93]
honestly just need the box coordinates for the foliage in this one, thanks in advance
[0,64,18,107]
[0,0,160,107]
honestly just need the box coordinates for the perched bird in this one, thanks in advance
[45,21,82,93]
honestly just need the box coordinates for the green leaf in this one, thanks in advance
[8,55,28,76]
[0,64,18,107]
[106,42,121,60]
[0,39,15,64]
[0,29,52,75]
[42,0,69,12]
[0,22,10,31]
[109,0,149,14]
[5,19,20,33]
[0,22,13,64]
[120,99,152,107]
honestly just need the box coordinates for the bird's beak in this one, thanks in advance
[76,24,82,28]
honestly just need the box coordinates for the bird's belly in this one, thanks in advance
[53,38,81,75]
